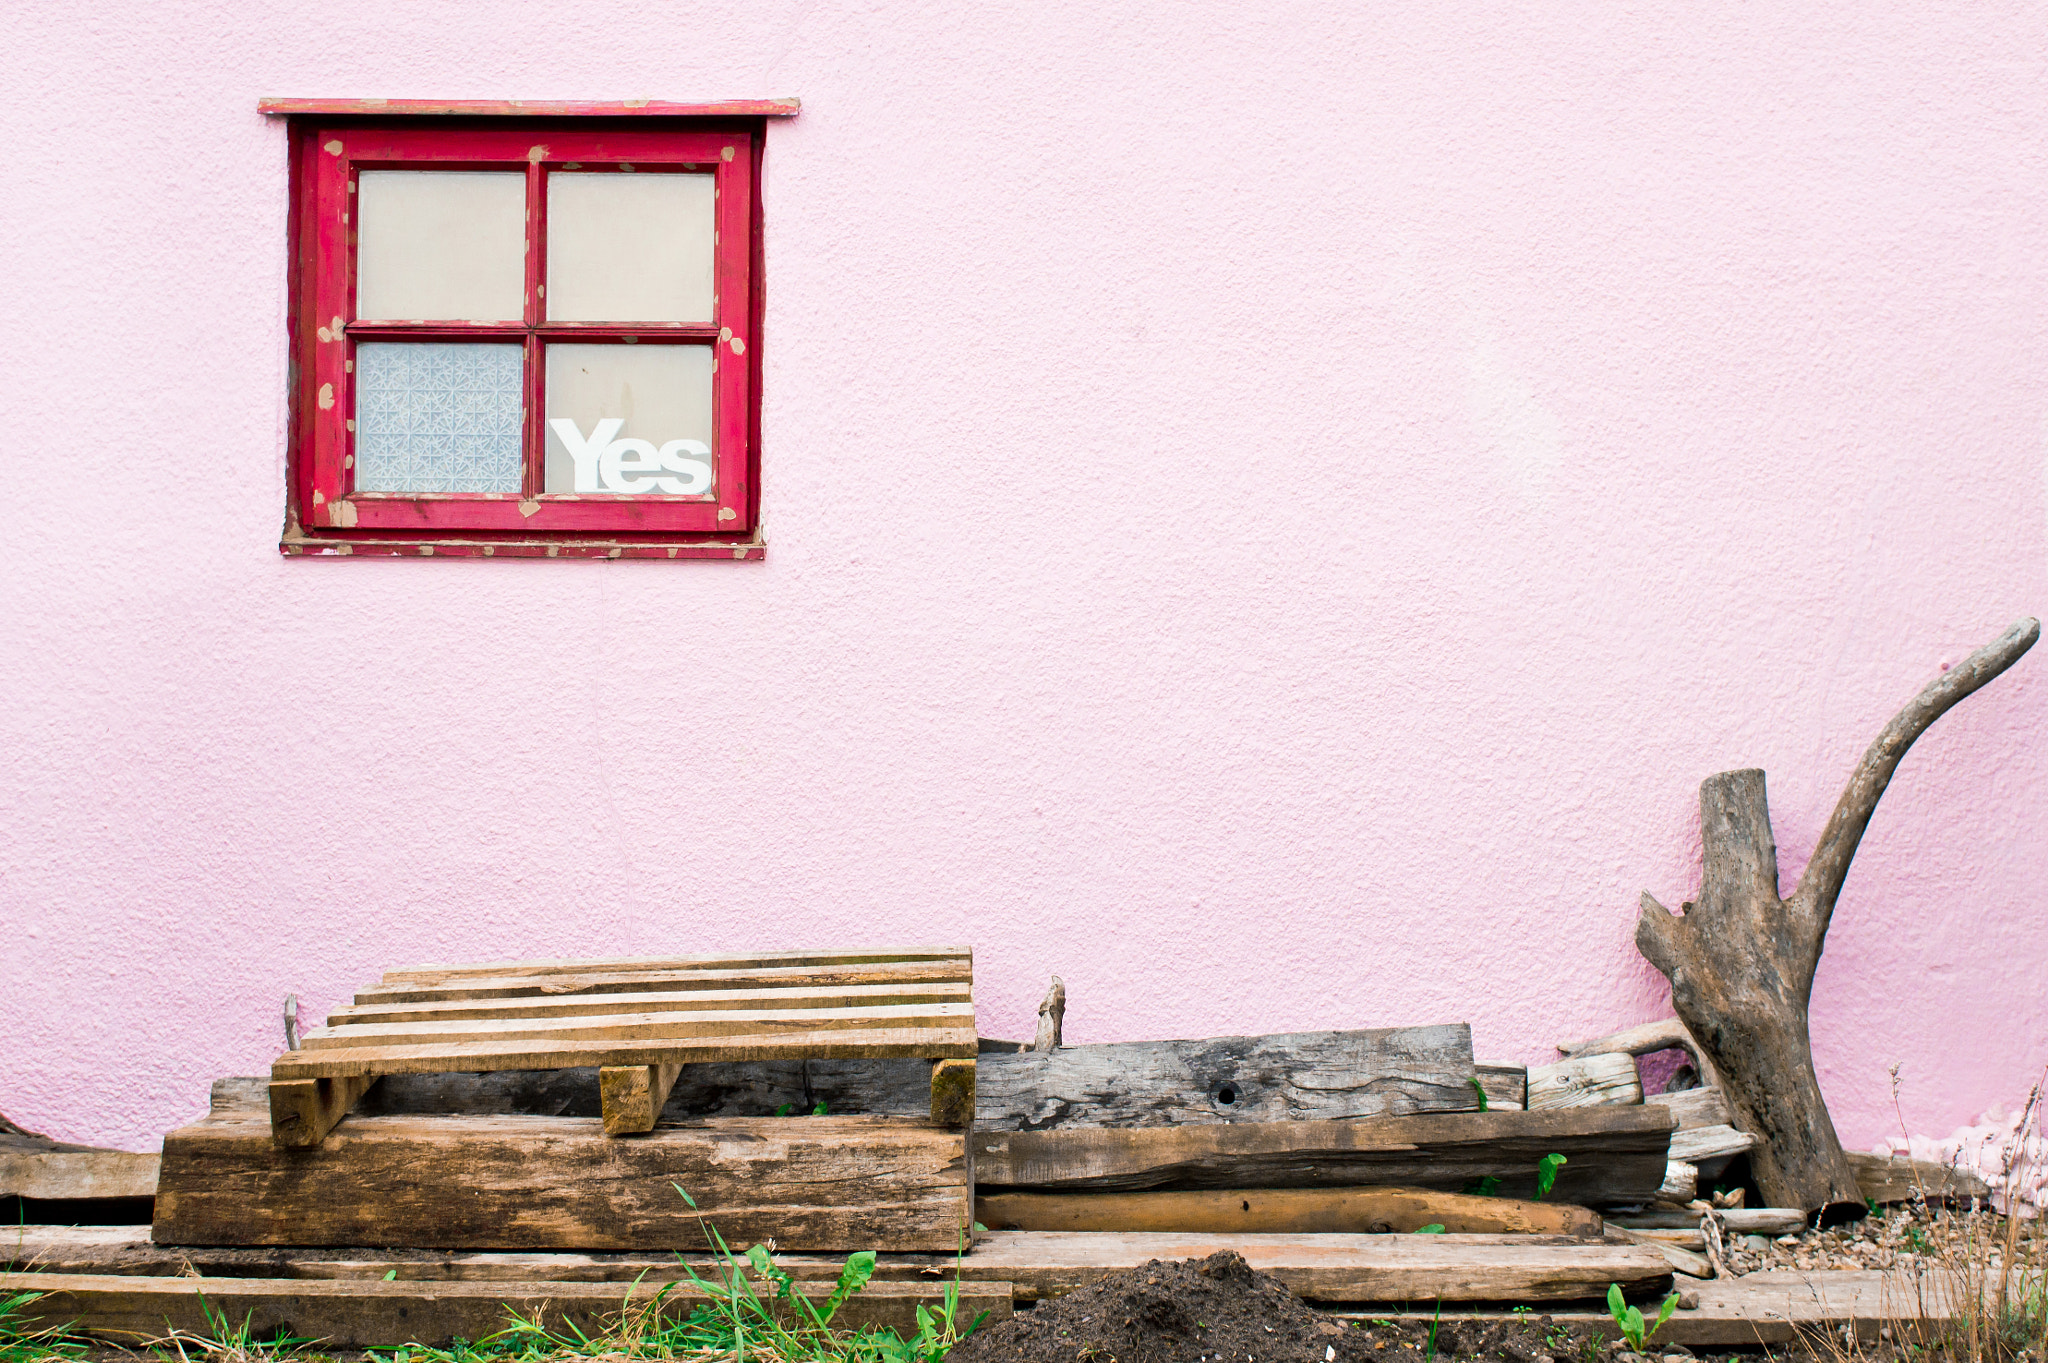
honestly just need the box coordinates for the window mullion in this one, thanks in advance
[522,160,547,500]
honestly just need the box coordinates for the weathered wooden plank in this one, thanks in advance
[381,947,972,986]
[1475,1064,1527,1110]
[1605,1224,1713,1278]
[1669,1123,1756,1165]
[300,1001,976,1051]
[153,1111,972,1251]
[1330,1268,1973,1347]
[333,981,974,1027]
[1848,1150,1993,1204]
[269,1075,377,1148]
[1527,1053,1642,1110]
[597,1063,683,1135]
[975,1026,1477,1131]
[358,958,975,1006]
[1659,1161,1698,1203]
[973,1108,1676,1204]
[976,1186,1602,1236]
[269,1024,979,1077]
[1645,1085,1734,1129]
[1612,1207,1806,1234]
[0,1272,1008,1347]
[4,1227,1668,1305]
[0,1152,159,1201]
[1620,1226,1707,1248]
[959,1232,1669,1304]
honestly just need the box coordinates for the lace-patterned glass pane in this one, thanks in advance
[354,343,525,494]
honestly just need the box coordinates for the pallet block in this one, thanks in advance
[154,1108,972,1252]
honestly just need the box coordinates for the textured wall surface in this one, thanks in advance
[1,2,2043,1153]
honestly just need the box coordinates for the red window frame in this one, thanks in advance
[279,108,777,560]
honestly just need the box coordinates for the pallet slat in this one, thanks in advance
[381,947,973,985]
[270,1024,980,1078]
[298,1001,975,1051]
[356,959,974,1006]
[331,981,973,1027]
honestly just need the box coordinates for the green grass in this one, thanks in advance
[0,1289,86,1363]
[150,1292,319,1362]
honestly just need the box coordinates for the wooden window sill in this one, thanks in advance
[280,529,764,560]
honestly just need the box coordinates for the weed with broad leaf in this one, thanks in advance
[1604,1282,1678,1353]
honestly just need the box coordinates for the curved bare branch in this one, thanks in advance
[1790,617,2040,936]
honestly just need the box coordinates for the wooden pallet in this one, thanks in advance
[269,946,977,1147]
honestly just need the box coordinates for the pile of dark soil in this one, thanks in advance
[945,1251,1608,1363]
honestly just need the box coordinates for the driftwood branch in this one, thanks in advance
[1790,617,2042,957]
[1032,977,1066,1052]
[1637,619,2038,1218]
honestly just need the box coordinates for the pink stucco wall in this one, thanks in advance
[2,3,2044,1156]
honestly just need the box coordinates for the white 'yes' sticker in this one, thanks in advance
[549,418,713,495]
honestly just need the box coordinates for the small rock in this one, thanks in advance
[1741,1234,1772,1252]
[1676,1290,1700,1310]
[1776,1234,1800,1245]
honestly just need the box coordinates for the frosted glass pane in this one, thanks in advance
[355,343,525,494]
[545,344,714,495]
[547,173,715,323]
[358,171,527,322]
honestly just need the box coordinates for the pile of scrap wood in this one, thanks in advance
[0,960,2005,1351]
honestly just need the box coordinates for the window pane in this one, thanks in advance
[357,171,527,322]
[355,343,525,494]
[547,173,715,323]
[545,344,714,495]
